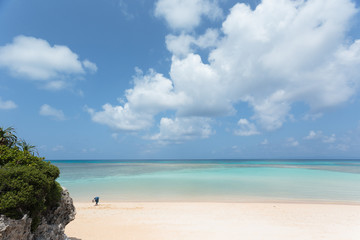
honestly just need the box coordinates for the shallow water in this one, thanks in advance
[50,159,360,203]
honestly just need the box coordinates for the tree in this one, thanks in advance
[17,139,37,156]
[0,126,17,148]
[0,127,62,232]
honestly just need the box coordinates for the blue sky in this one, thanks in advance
[1,0,360,160]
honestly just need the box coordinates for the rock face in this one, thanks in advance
[0,187,76,240]
[0,214,33,240]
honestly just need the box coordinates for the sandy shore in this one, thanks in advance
[66,202,360,240]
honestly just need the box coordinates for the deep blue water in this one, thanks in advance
[49,159,360,203]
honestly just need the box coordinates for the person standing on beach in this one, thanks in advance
[93,196,99,206]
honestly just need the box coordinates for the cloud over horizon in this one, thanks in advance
[148,117,213,142]
[89,0,360,141]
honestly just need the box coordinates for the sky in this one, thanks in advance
[1,0,360,160]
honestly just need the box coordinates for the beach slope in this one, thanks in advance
[66,202,360,240]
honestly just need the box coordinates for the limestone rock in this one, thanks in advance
[0,214,33,240]
[0,187,76,240]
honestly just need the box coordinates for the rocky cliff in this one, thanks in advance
[0,187,76,240]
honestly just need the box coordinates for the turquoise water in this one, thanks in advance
[50,160,360,203]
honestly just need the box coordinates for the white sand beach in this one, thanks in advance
[66,202,360,240]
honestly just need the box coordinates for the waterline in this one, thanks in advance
[51,160,360,203]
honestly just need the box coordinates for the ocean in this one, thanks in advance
[50,159,360,203]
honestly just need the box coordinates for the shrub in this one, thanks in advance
[0,139,62,231]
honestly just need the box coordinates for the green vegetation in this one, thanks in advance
[0,127,62,231]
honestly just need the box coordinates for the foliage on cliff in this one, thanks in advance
[0,127,62,231]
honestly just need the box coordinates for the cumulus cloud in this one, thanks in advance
[203,0,359,129]
[90,0,360,141]
[166,34,195,57]
[39,104,65,120]
[304,130,323,140]
[126,68,188,114]
[166,29,219,57]
[249,90,291,131]
[87,69,188,131]
[87,66,220,141]
[149,117,213,142]
[154,0,222,30]
[170,54,234,117]
[82,59,98,73]
[0,35,97,90]
[86,103,153,131]
[304,130,336,143]
[234,118,260,136]
[0,97,17,110]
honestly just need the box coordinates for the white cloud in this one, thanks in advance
[90,0,360,141]
[126,68,188,114]
[0,35,97,89]
[42,81,68,91]
[166,34,195,57]
[166,29,219,57]
[82,59,98,73]
[304,130,336,143]
[0,97,17,110]
[249,90,291,131]
[149,117,213,142]
[39,104,65,121]
[261,139,268,145]
[287,137,299,147]
[170,54,234,117]
[87,103,153,131]
[323,134,336,143]
[154,0,222,30]
[87,69,189,131]
[203,0,359,130]
[118,0,134,20]
[196,28,219,49]
[234,118,260,136]
[304,130,322,140]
